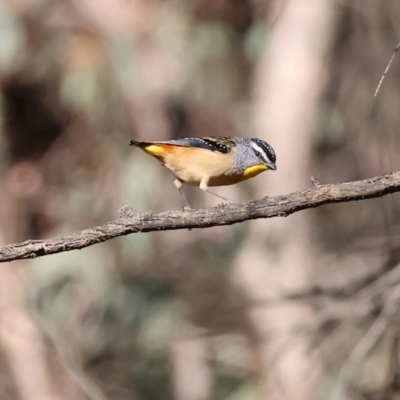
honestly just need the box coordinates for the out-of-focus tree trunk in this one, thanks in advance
[171,326,212,400]
[232,1,337,399]
[0,179,59,400]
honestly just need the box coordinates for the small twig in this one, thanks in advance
[377,329,400,400]
[374,41,400,98]
[305,264,400,334]
[330,285,400,400]
[311,177,323,187]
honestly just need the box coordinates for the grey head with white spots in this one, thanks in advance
[233,138,277,173]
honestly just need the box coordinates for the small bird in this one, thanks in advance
[129,136,276,208]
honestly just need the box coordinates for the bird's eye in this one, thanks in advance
[255,151,261,157]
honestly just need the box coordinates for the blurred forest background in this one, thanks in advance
[0,0,400,399]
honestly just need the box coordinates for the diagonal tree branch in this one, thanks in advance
[1,170,400,263]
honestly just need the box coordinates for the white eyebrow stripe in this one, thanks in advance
[250,142,270,163]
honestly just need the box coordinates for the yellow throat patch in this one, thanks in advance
[242,164,268,178]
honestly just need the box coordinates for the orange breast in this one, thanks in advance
[156,146,237,186]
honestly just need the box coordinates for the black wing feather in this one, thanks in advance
[129,137,236,154]
[163,137,235,154]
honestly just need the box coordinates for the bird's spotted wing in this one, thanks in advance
[129,137,236,157]
[162,137,236,154]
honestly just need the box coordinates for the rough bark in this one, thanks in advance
[0,171,399,263]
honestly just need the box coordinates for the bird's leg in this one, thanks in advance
[174,179,191,209]
[199,180,234,203]
[206,189,234,203]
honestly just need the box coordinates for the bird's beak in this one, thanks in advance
[267,162,277,171]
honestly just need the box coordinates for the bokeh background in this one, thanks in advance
[1,0,400,399]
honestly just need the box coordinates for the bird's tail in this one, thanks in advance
[129,139,166,158]
[129,139,142,147]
